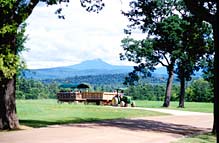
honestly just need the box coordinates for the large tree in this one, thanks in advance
[174,17,213,108]
[0,0,104,130]
[121,15,184,107]
[121,0,187,107]
[121,0,212,107]
[183,1,218,138]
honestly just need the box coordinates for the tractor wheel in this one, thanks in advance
[131,101,136,107]
[112,97,118,106]
[120,101,125,107]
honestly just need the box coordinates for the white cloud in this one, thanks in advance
[22,0,141,69]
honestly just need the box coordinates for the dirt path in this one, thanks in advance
[0,108,213,143]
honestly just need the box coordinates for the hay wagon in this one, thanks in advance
[81,91,116,105]
[56,83,116,105]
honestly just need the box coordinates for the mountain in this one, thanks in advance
[23,59,134,79]
[23,59,201,80]
[67,59,132,70]
[67,59,113,70]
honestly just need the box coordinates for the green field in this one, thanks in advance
[135,100,213,113]
[16,99,213,128]
[173,133,216,143]
[16,99,166,128]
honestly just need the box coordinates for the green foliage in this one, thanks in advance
[186,79,213,102]
[173,132,216,143]
[120,0,188,72]
[126,84,172,101]
[174,18,213,82]
[43,73,170,90]
[201,55,214,86]
[16,78,59,99]
[0,53,20,78]
[121,1,212,84]
[0,1,24,80]
[0,22,27,80]
[126,78,213,103]
[170,84,180,101]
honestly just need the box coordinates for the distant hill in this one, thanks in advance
[67,59,125,70]
[23,59,202,80]
[23,59,134,79]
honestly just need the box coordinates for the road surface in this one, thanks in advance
[0,108,213,143]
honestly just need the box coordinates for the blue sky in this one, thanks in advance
[22,0,145,69]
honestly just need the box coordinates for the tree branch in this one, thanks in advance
[163,53,170,65]
[184,0,216,24]
[158,60,168,67]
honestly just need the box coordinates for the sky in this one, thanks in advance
[22,0,146,69]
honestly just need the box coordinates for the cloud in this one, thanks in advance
[22,0,140,69]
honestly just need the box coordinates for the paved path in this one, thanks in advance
[123,107,212,116]
[0,108,213,143]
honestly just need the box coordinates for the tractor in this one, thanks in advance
[111,88,135,107]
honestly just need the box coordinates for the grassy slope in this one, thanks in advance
[135,100,213,113]
[16,99,166,127]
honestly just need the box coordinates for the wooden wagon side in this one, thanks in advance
[82,92,116,105]
[57,92,85,103]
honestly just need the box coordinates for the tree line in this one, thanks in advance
[16,78,59,99]
[16,77,213,103]
[43,73,178,85]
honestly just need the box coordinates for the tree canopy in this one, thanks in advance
[120,0,213,107]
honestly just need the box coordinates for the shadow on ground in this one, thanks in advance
[65,118,210,136]
[19,117,101,128]
[20,118,210,136]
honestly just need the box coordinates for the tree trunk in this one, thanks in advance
[212,10,219,141]
[0,76,19,130]
[178,77,185,108]
[163,65,174,107]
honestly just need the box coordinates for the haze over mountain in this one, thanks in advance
[23,59,203,80]
[66,59,132,70]
[24,59,134,79]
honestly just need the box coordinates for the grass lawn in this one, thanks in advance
[173,133,216,143]
[16,99,167,128]
[135,100,213,113]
